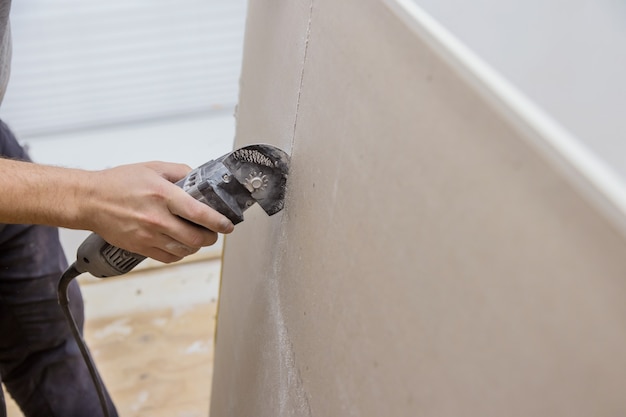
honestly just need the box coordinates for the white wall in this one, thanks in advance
[1,0,247,139]
[412,0,626,181]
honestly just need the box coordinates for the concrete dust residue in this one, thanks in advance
[130,391,150,412]
[268,278,311,417]
[268,222,312,417]
[152,317,169,327]
[93,317,133,339]
[183,340,210,355]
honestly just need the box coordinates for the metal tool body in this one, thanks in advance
[73,144,289,278]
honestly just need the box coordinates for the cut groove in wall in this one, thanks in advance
[291,0,315,151]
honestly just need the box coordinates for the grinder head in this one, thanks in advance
[221,144,290,216]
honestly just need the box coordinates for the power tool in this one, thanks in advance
[72,143,290,278]
[57,144,290,417]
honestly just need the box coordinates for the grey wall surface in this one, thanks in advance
[210,1,626,416]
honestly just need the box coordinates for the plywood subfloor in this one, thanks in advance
[4,260,219,417]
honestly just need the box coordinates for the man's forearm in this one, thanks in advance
[0,158,92,229]
[0,157,234,263]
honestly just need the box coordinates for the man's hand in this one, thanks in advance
[0,158,234,263]
[81,162,234,263]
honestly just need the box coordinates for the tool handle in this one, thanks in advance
[75,233,147,278]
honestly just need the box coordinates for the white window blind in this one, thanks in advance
[0,0,247,138]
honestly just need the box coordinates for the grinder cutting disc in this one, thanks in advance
[221,144,290,216]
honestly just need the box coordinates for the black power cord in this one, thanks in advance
[58,263,112,417]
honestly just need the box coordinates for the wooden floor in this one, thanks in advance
[4,259,221,417]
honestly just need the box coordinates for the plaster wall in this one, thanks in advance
[210,1,626,416]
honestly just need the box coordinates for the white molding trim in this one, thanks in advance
[384,0,626,236]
